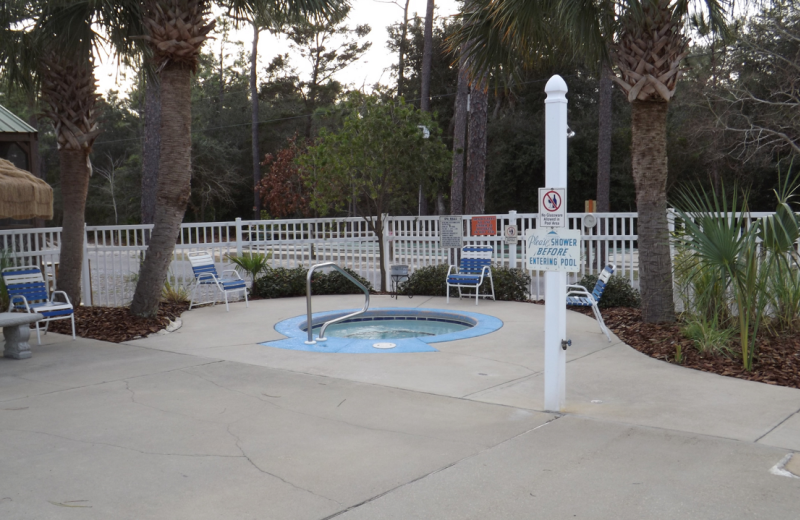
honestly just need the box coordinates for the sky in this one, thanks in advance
[95,0,463,96]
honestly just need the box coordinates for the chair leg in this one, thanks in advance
[592,304,611,341]
[446,282,450,303]
[489,276,495,301]
[475,285,479,305]
[224,291,230,312]
[189,283,198,310]
[70,313,76,340]
[35,322,41,345]
[244,288,249,308]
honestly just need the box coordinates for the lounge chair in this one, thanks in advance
[188,251,248,311]
[2,266,76,344]
[566,264,615,341]
[446,246,495,305]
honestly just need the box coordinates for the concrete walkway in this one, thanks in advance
[1,296,798,519]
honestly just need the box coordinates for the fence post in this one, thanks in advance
[235,217,243,257]
[508,210,517,269]
[81,224,92,306]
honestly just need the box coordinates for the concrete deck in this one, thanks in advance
[1,295,798,519]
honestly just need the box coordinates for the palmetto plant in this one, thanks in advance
[672,185,767,371]
[225,251,273,297]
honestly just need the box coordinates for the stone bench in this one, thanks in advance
[0,312,44,360]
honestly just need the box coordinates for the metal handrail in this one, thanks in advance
[305,262,370,345]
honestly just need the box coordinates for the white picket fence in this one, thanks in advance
[3,210,781,307]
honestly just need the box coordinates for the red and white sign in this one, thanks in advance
[539,187,566,228]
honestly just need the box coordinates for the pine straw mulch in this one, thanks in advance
[47,302,190,343]
[573,306,800,390]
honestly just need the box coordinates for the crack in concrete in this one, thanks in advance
[319,415,562,519]
[224,421,343,507]
[755,404,800,443]
[0,360,224,404]
[2,428,242,459]
[181,368,487,448]
[121,380,226,427]
[461,372,541,399]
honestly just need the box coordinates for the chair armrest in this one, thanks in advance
[51,290,72,306]
[446,265,457,276]
[221,269,243,280]
[9,294,30,312]
[196,272,220,284]
[566,284,589,290]
[566,287,595,301]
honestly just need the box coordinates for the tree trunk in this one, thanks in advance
[58,148,90,305]
[450,51,468,215]
[397,0,410,97]
[465,80,488,215]
[596,62,613,267]
[142,75,161,226]
[251,22,261,219]
[631,100,675,323]
[131,66,192,317]
[597,62,612,213]
[420,0,435,112]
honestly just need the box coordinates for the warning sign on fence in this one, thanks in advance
[470,216,497,236]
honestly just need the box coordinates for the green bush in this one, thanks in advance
[577,273,641,308]
[399,264,453,297]
[400,264,530,301]
[254,266,372,299]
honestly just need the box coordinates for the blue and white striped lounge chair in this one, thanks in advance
[188,251,248,312]
[566,264,615,341]
[2,266,75,344]
[446,246,495,305]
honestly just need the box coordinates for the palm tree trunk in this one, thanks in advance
[465,80,488,215]
[450,51,468,215]
[251,21,261,219]
[58,148,90,304]
[420,0,435,112]
[131,66,192,317]
[142,75,160,226]
[631,100,675,323]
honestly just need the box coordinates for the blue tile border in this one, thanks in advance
[262,307,504,354]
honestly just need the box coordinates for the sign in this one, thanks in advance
[539,187,566,228]
[504,225,518,245]
[439,215,463,249]
[525,229,581,272]
[470,216,497,236]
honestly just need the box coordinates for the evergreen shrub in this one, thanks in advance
[576,273,641,308]
[254,266,372,299]
[400,264,530,301]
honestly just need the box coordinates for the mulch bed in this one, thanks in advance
[576,306,800,390]
[47,302,190,343]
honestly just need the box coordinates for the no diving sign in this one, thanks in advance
[539,187,566,228]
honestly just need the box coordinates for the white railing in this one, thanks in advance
[4,210,781,306]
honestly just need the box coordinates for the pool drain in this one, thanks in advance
[372,342,397,349]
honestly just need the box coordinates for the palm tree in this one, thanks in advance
[1,1,144,305]
[130,0,342,317]
[451,0,731,323]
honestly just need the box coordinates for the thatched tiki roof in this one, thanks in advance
[0,158,53,220]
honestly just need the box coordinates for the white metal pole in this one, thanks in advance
[508,210,517,269]
[543,75,568,412]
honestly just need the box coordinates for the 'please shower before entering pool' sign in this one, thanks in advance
[525,229,581,272]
